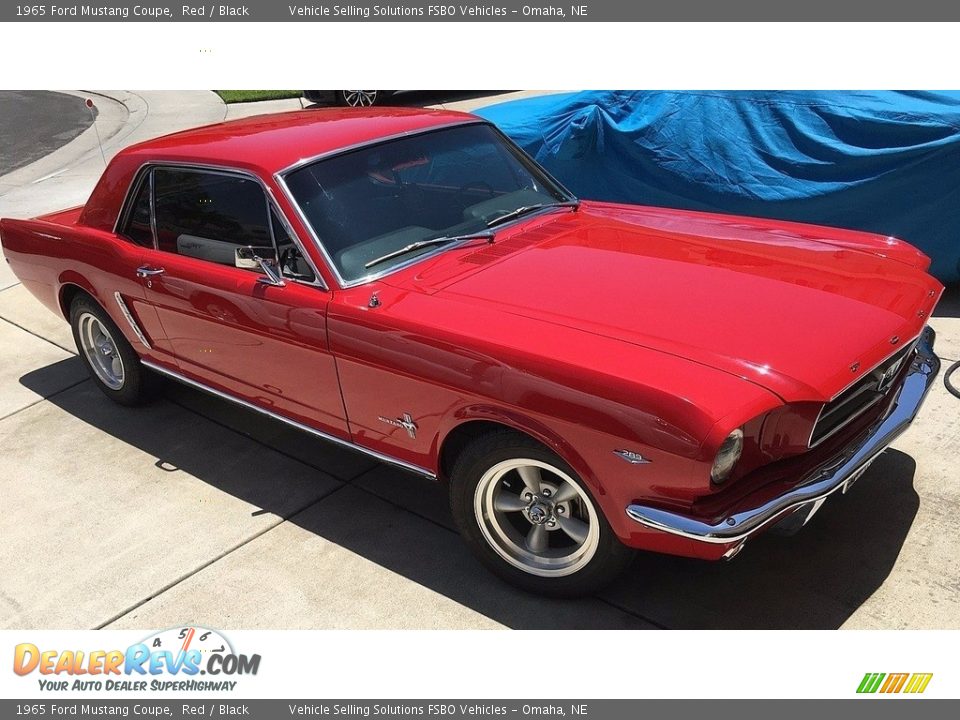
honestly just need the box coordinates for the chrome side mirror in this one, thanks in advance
[235,246,285,287]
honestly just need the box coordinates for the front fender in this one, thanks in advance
[436,405,604,496]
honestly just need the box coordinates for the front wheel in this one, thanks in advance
[449,431,634,597]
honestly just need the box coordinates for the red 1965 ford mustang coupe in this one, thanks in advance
[0,108,943,595]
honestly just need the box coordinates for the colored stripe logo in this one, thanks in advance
[857,672,933,694]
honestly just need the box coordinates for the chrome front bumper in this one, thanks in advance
[626,326,940,547]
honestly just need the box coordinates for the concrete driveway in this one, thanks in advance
[1,91,958,630]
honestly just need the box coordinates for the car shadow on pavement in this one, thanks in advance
[605,449,919,629]
[21,359,919,630]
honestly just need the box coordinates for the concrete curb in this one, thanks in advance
[0,90,129,189]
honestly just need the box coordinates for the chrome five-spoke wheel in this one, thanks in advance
[77,311,125,390]
[70,294,155,406]
[474,458,600,577]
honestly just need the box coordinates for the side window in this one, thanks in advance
[272,209,316,283]
[121,173,155,248]
[153,168,273,267]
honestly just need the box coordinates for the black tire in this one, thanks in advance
[70,293,155,406]
[337,90,380,107]
[449,430,634,597]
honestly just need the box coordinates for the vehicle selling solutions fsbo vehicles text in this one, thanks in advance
[287,5,511,18]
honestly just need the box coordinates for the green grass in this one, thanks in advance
[215,90,303,104]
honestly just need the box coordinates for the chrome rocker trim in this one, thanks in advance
[626,326,940,546]
[140,360,436,479]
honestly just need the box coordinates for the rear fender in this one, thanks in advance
[57,273,101,319]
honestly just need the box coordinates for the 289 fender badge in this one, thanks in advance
[850,361,861,373]
[614,449,652,465]
[378,413,418,439]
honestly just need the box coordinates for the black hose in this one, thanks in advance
[946,359,960,399]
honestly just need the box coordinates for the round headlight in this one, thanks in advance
[711,429,744,484]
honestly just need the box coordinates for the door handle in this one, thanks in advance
[136,265,165,278]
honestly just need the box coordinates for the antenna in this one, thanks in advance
[85,98,107,167]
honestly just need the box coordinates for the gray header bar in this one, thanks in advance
[2,1,957,22]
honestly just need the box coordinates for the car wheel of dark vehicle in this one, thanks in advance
[450,431,634,597]
[338,90,379,107]
[70,294,153,406]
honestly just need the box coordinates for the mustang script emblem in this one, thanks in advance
[378,413,418,439]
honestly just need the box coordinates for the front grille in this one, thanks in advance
[809,340,917,447]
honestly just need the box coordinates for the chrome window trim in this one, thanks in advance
[114,161,328,291]
[274,118,482,177]
[147,168,158,250]
[274,119,577,290]
[114,167,158,250]
[807,330,923,449]
[487,123,577,205]
[141,359,436,479]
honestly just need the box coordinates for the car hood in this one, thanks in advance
[401,203,942,402]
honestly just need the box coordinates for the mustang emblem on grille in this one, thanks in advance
[378,413,418,439]
[878,357,906,392]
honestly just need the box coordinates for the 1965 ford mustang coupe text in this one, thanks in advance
[0,109,943,595]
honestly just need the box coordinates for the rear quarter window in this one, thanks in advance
[120,173,155,248]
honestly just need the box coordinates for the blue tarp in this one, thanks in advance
[477,91,960,283]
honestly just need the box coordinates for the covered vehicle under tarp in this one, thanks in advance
[477,90,960,282]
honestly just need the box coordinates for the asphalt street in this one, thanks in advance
[0,91,93,175]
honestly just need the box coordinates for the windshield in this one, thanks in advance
[283,123,572,283]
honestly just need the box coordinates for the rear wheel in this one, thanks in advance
[70,294,153,406]
[449,431,633,597]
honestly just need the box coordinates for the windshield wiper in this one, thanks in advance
[486,199,580,228]
[364,231,495,269]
